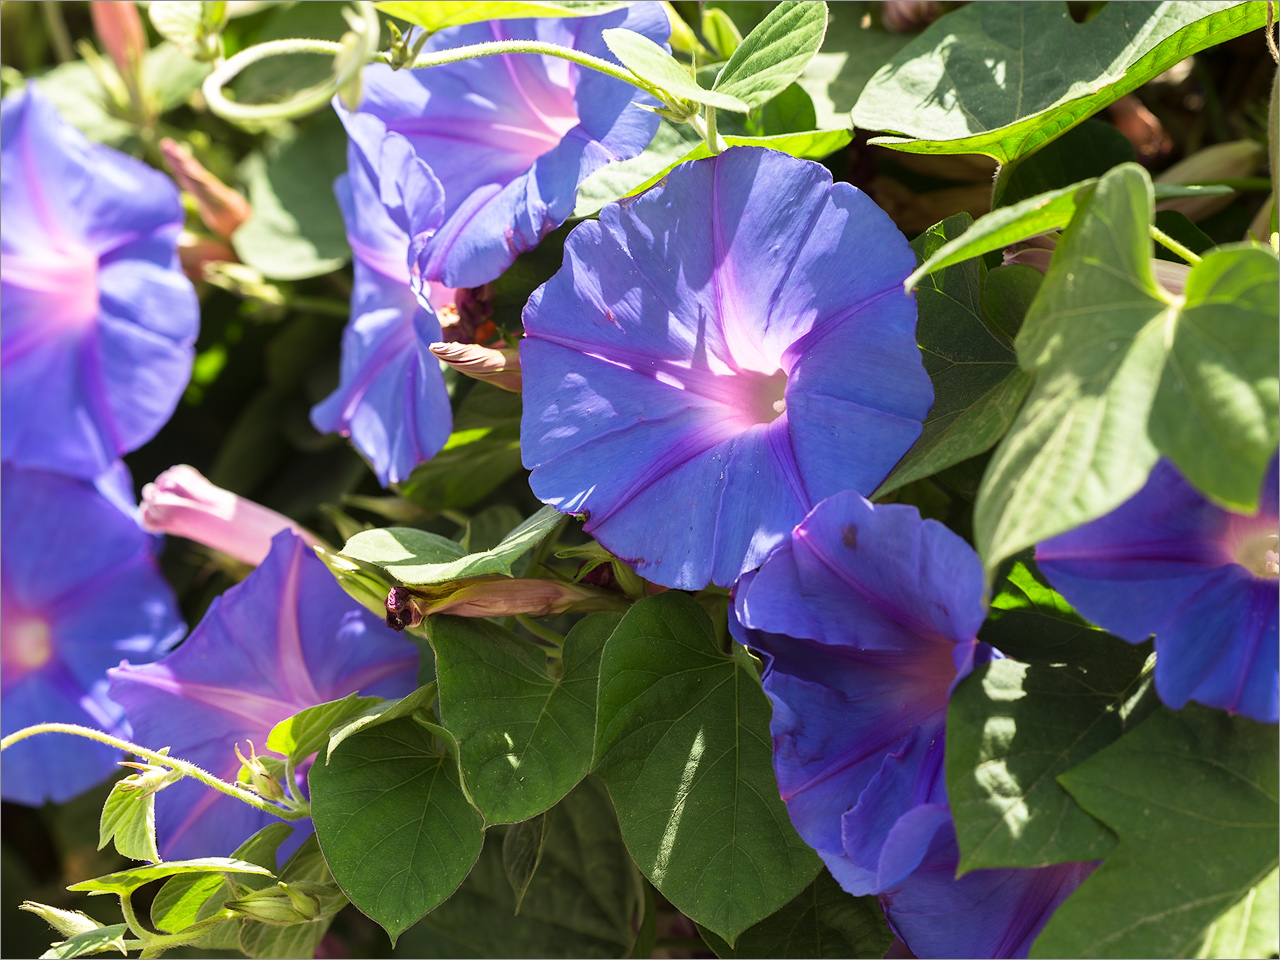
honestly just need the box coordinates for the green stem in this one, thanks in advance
[202,1,379,124]
[204,31,658,125]
[1149,225,1203,265]
[39,0,74,63]
[0,723,306,820]
[122,890,239,953]
[516,614,565,647]
[1176,177,1273,191]
[702,106,722,155]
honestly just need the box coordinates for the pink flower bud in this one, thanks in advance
[881,1,942,33]
[90,1,146,83]
[1005,232,1190,295]
[139,465,321,567]
[160,139,252,240]
[383,577,617,629]
[1107,95,1172,164]
[430,342,522,392]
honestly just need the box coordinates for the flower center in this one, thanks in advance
[727,367,789,429]
[3,614,54,675]
[1235,530,1280,578]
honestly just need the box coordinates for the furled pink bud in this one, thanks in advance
[881,0,941,32]
[160,139,252,240]
[177,231,237,282]
[430,342,522,392]
[139,465,321,567]
[1002,232,1059,273]
[90,1,146,84]
[1005,232,1190,295]
[383,577,619,630]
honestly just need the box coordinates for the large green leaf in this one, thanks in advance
[948,600,1157,871]
[575,126,852,218]
[266,692,382,765]
[852,2,1267,163]
[1031,705,1279,959]
[796,2,911,131]
[232,112,350,280]
[1195,869,1279,960]
[375,1,626,31]
[876,215,1030,498]
[341,505,562,585]
[711,1,828,110]
[696,870,891,958]
[324,684,438,761]
[593,593,821,944]
[905,180,1229,290]
[398,385,524,511]
[309,716,484,944]
[974,164,1279,577]
[432,613,618,824]
[601,28,749,112]
[68,859,274,897]
[395,777,645,958]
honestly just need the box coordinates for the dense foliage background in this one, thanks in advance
[1,1,1277,958]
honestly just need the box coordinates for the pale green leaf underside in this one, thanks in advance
[853,1,1267,163]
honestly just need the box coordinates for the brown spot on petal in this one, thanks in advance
[843,525,858,549]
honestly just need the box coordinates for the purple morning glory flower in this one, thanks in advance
[1,84,198,480]
[340,3,668,289]
[2,464,184,806]
[1036,457,1279,724]
[108,531,418,859]
[310,128,454,485]
[730,491,991,894]
[878,819,1094,959]
[522,147,932,589]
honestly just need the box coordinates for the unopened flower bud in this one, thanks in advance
[140,465,322,567]
[1156,140,1265,220]
[19,902,105,939]
[881,1,942,33]
[234,741,287,802]
[118,754,183,797]
[160,139,251,240]
[430,342,522,392]
[226,882,320,925]
[1006,232,1190,295]
[385,586,424,631]
[89,1,146,85]
[422,577,614,618]
[178,230,237,282]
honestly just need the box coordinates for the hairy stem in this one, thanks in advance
[1149,225,1203,264]
[0,723,306,820]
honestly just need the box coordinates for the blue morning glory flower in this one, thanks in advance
[310,128,454,485]
[878,818,1094,959]
[108,531,418,859]
[1,464,184,806]
[1037,457,1279,724]
[522,147,932,589]
[340,4,668,289]
[1,84,198,480]
[730,491,990,894]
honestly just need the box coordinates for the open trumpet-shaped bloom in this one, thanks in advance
[1036,458,1279,724]
[522,148,932,589]
[1,84,198,479]
[108,531,418,859]
[341,4,667,289]
[878,819,1094,959]
[731,492,991,895]
[310,130,453,485]
[2,464,184,806]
